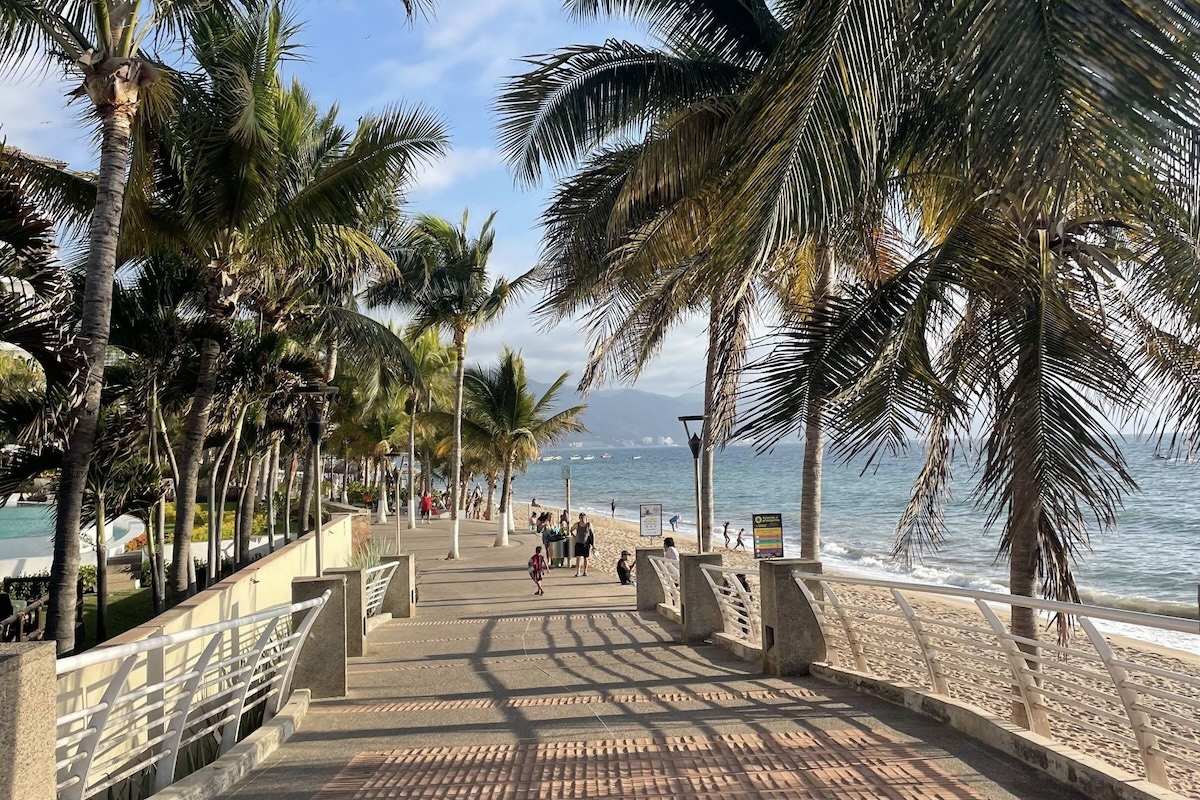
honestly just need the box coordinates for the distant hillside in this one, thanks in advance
[527,379,705,446]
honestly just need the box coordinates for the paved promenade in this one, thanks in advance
[220,514,1080,800]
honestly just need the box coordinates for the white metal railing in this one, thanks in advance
[700,564,761,647]
[364,562,399,618]
[792,572,1200,793]
[646,555,680,610]
[55,592,330,800]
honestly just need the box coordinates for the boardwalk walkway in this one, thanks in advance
[220,515,1080,800]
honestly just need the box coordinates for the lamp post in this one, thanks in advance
[297,384,339,576]
[388,450,404,553]
[678,415,706,553]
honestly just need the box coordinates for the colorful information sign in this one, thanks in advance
[752,513,784,559]
[639,504,663,538]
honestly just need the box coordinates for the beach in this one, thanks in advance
[513,501,1200,793]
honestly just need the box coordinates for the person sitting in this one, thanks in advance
[616,551,635,585]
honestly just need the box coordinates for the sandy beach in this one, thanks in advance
[513,501,1200,794]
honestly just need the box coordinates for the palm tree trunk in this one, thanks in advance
[1009,458,1042,728]
[267,441,279,552]
[206,446,223,578]
[48,107,135,653]
[699,303,720,552]
[237,454,261,567]
[376,457,390,523]
[283,450,297,544]
[407,399,417,530]
[448,327,467,559]
[485,475,496,521]
[216,405,247,546]
[800,242,833,561]
[171,337,222,601]
[95,496,108,644]
[495,455,514,547]
[152,497,166,607]
[298,450,314,533]
[147,379,166,612]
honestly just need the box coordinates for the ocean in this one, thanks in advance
[513,439,1200,639]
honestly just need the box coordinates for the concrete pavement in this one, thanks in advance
[218,513,1080,800]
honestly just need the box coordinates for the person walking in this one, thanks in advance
[419,491,433,524]
[723,521,731,549]
[735,528,747,550]
[572,512,595,576]
[610,498,616,518]
[668,514,680,532]
[528,545,547,596]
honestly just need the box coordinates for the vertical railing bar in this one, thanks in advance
[152,630,226,792]
[1080,617,1170,788]
[891,589,948,695]
[220,618,286,755]
[60,654,139,800]
[975,599,1051,738]
[792,574,837,666]
[824,584,869,672]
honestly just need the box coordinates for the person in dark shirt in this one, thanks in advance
[617,551,635,585]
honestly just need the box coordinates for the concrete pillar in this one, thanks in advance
[760,558,826,676]
[380,554,416,618]
[0,643,56,800]
[291,575,347,698]
[679,552,723,644]
[635,547,664,611]
[324,567,367,657]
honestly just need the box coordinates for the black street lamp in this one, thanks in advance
[296,383,339,575]
[678,415,706,553]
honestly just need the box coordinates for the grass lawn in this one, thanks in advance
[80,585,156,649]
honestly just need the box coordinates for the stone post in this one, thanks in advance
[635,547,664,612]
[0,643,55,800]
[291,575,347,699]
[325,567,367,657]
[380,554,416,618]
[679,552,723,644]
[760,558,825,676]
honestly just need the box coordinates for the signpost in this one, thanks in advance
[639,504,663,538]
[561,465,572,518]
[752,513,784,559]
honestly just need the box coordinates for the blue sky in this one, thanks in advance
[0,0,710,395]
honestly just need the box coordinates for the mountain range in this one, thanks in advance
[527,379,705,446]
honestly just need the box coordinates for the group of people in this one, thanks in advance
[528,511,598,594]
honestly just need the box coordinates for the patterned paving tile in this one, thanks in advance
[312,730,986,800]
[312,687,819,714]
[387,612,642,627]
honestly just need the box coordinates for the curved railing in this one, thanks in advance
[700,564,760,647]
[646,555,680,611]
[55,592,329,800]
[792,572,1200,793]
[364,562,399,618]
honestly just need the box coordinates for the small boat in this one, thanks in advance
[582,455,595,461]
[601,453,612,459]
[550,455,563,461]
[541,456,555,462]
[632,455,642,460]
[569,455,582,461]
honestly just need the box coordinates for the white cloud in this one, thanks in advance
[409,146,502,194]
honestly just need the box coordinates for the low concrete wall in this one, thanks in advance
[812,664,1182,800]
[712,632,762,664]
[0,642,56,800]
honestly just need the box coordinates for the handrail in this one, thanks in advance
[646,555,680,610]
[55,592,330,800]
[363,562,399,618]
[699,564,760,647]
[1,594,47,642]
[791,571,1200,792]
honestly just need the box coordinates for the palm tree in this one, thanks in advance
[367,212,530,559]
[118,4,447,598]
[401,329,454,529]
[457,349,586,546]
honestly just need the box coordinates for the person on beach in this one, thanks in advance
[532,497,540,507]
[723,521,731,548]
[529,512,537,531]
[617,550,635,585]
[572,513,595,576]
[611,498,616,517]
[528,546,547,595]
[735,528,746,550]
[560,509,570,529]
[419,491,433,523]
[668,514,680,532]
[663,537,679,561]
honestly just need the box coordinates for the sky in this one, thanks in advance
[0,0,712,396]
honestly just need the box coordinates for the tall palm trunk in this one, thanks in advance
[215,405,247,545]
[699,303,719,552]
[171,336,222,601]
[485,475,496,520]
[48,108,135,653]
[236,454,262,567]
[95,495,108,644]
[448,326,468,558]
[267,441,279,552]
[147,379,166,612]
[407,398,417,530]
[376,457,390,523]
[800,243,833,561]
[495,454,514,547]
[283,450,297,544]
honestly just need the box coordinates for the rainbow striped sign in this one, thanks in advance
[752,513,784,559]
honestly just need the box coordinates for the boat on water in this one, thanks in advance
[550,455,563,461]
[601,453,612,459]
[569,455,582,461]
[582,455,595,461]
[541,456,555,462]
[632,455,642,460]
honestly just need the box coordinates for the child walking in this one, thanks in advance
[528,545,547,595]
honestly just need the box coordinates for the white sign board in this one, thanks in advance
[639,504,663,538]
[561,465,572,481]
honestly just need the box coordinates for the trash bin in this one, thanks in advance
[547,536,568,567]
